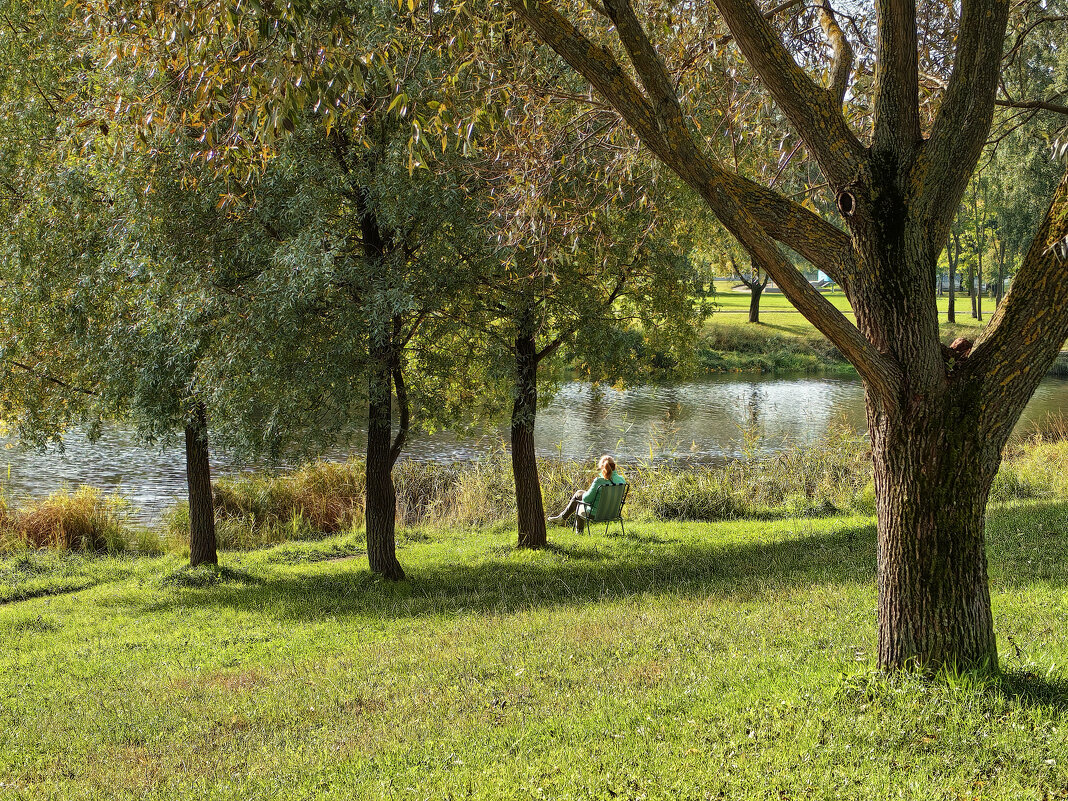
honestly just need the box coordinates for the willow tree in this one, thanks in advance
[87,0,489,580]
[0,0,235,566]
[463,55,702,548]
[506,0,1068,670]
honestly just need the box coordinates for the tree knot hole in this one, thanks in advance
[837,190,856,217]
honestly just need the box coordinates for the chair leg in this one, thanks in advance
[619,518,626,538]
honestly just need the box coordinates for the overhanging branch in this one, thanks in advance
[712,0,864,186]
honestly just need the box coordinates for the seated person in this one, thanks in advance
[548,455,625,527]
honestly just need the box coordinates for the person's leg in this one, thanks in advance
[549,490,584,522]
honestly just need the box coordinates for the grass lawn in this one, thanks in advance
[5,506,1068,799]
[710,280,987,340]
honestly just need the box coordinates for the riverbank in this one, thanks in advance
[5,501,1068,798]
[703,285,1068,376]
[3,430,1068,558]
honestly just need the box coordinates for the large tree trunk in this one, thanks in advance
[512,323,547,549]
[185,402,217,568]
[366,322,405,581]
[869,396,1000,671]
[846,170,1006,672]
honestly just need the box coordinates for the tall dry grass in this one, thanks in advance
[0,486,150,554]
[204,426,874,542]
[8,422,1068,556]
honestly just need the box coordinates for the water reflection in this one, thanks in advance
[1,374,1066,519]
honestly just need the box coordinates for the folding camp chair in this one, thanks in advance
[574,482,628,536]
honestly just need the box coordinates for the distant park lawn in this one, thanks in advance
[710,279,987,339]
[5,505,1068,799]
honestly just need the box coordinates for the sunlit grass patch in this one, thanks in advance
[5,508,1068,798]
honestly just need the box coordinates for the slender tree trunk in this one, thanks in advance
[968,262,977,319]
[513,322,547,549]
[948,269,956,323]
[366,321,405,580]
[185,402,217,568]
[748,283,763,323]
[947,234,958,324]
[996,241,1005,306]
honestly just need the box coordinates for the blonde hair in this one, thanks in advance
[598,455,616,477]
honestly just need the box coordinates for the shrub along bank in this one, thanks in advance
[5,426,1068,555]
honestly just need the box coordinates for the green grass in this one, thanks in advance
[5,503,1068,799]
[710,280,988,337]
[703,282,1004,374]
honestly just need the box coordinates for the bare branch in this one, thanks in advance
[819,0,854,105]
[993,97,1068,116]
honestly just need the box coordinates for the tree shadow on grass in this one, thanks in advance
[994,669,1068,712]
[986,499,1068,589]
[130,500,1068,627]
[135,519,879,623]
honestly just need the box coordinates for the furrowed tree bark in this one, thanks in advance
[512,310,547,549]
[870,392,999,671]
[185,402,217,568]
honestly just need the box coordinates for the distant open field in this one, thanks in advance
[709,279,987,339]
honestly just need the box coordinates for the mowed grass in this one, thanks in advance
[4,504,1068,799]
[711,281,987,339]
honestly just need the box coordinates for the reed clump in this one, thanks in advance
[9,426,1068,556]
[697,323,850,374]
[993,415,1068,502]
[199,461,366,548]
[0,486,145,554]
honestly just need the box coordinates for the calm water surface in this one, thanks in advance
[3,374,1067,519]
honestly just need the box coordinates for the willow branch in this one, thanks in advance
[716,0,804,46]
[919,0,1011,239]
[994,97,1068,116]
[871,0,920,154]
[819,0,853,105]
[508,0,856,285]
[966,170,1068,440]
[711,0,864,186]
[6,360,99,396]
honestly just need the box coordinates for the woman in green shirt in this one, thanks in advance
[548,454,626,527]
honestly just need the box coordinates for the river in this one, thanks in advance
[2,374,1066,518]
